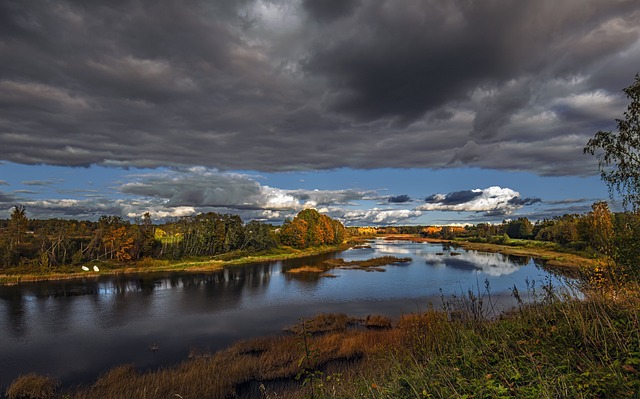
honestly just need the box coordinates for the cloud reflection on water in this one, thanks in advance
[424,250,529,276]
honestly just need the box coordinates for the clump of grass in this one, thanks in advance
[324,256,411,271]
[352,244,372,249]
[285,265,327,274]
[6,373,59,399]
[284,313,355,335]
[365,315,392,329]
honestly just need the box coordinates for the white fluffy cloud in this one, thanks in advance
[418,186,533,216]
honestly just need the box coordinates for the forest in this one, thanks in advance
[4,200,639,281]
[0,207,347,270]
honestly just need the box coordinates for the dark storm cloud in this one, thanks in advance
[288,188,373,205]
[120,170,271,209]
[0,0,639,175]
[304,1,639,123]
[546,198,593,205]
[22,199,125,218]
[471,80,533,139]
[302,0,360,22]
[425,190,483,206]
[508,197,542,206]
[388,195,411,203]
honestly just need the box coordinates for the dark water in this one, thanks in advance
[0,240,570,390]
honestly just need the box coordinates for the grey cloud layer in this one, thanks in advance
[1,0,639,175]
[120,168,374,213]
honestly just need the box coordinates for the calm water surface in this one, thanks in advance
[0,239,570,390]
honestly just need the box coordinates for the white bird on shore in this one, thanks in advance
[81,266,89,271]
[93,265,100,272]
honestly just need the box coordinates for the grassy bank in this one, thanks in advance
[0,243,352,286]
[9,284,639,399]
[384,234,603,272]
[1,235,599,286]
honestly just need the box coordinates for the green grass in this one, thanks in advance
[353,294,640,399]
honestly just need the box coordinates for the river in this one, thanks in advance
[0,239,571,390]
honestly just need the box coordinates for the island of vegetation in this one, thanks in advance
[286,256,411,275]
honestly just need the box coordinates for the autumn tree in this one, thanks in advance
[585,74,640,278]
[585,74,640,210]
[584,202,614,255]
[279,209,346,249]
[279,218,308,248]
[103,226,135,261]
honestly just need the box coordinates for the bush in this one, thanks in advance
[6,373,59,399]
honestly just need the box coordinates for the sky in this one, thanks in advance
[0,0,638,226]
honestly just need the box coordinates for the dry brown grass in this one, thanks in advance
[5,373,59,399]
[284,265,326,274]
[283,313,354,334]
[365,314,392,329]
[67,314,418,399]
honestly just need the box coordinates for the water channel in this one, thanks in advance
[0,239,571,390]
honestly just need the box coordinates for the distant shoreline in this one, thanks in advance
[0,235,600,286]
[0,243,352,286]
[382,234,601,272]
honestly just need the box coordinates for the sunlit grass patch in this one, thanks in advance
[285,265,327,274]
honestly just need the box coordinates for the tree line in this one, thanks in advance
[0,208,346,269]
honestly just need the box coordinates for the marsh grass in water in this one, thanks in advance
[285,256,412,276]
[323,256,411,272]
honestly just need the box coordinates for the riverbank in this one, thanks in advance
[9,285,639,399]
[0,243,353,286]
[383,234,603,272]
[1,235,601,286]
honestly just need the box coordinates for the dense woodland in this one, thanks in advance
[3,199,639,279]
[0,207,347,269]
